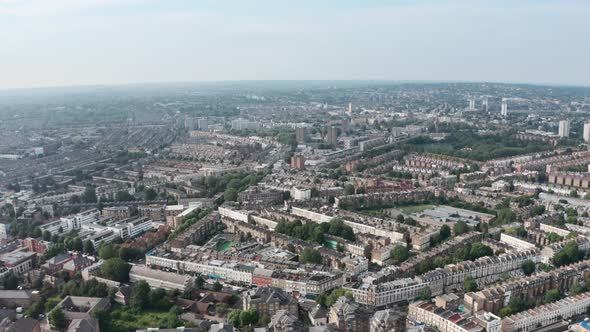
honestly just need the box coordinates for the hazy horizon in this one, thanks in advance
[1,0,589,89]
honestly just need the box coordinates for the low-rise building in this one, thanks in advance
[129,265,194,292]
[0,250,36,276]
[243,287,299,318]
[502,292,590,332]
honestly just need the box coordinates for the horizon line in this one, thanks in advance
[1,78,589,94]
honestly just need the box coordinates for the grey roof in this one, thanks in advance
[7,318,39,332]
[67,318,100,332]
[247,287,297,306]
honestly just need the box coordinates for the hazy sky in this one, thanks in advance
[1,0,589,89]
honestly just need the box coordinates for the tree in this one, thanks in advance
[216,303,230,316]
[115,191,134,202]
[453,221,468,236]
[33,227,42,238]
[92,309,112,331]
[543,289,561,303]
[212,281,223,292]
[144,188,158,201]
[1,272,18,290]
[548,232,563,244]
[99,243,119,260]
[417,286,432,301]
[343,184,355,195]
[396,214,405,223]
[73,238,83,252]
[45,297,61,313]
[571,282,586,295]
[498,307,513,318]
[495,208,516,226]
[239,308,259,327]
[464,276,478,292]
[299,248,323,264]
[119,247,143,262]
[224,188,238,202]
[83,240,95,254]
[554,241,583,266]
[228,310,242,327]
[43,230,52,241]
[521,260,535,276]
[508,296,527,313]
[165,306,183,328]
[318,288,353,308]
[195,275,205,289]
[81,186,97,203]
[531,205,546,217]
[69,194,81,204]
[439,225,451,240]
[49,307,67,330]
[469,242,493,260]
[130,280,151,310]
[391,245,410,265]
[100,258,131,282]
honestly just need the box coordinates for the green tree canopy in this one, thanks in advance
[100,257,131,282]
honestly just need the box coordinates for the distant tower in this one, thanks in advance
[501,99,508,117]
[584,122,590,142]
[559,120,571,138]
[482,97,489,112]
[469,98,476,111]
[295,126,309,144]
[326,126,339,146]
[348,103,352,116]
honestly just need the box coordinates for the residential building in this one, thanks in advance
[0,250,36,276]
[243,287,299,318]
[345,277,428,307]
[101,206,131,220]
[584,123,590,142]
[559,120,570,138]
[328,296,371,332]
[502,292,590,332]
[55,296,111,324]
[138,205,165,222]
[370,309,405,332]
[291,154,305,170]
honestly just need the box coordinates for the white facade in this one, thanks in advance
[290,187,311,201]
[346,278,428,307]
[502,292,590,332]
[218,206,250,223]
[558,120,570,138]
[499,233,536,251]
[501,100,508,117]
[40,209,100,235]
[584,122,590,142]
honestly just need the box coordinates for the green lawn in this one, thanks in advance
[400,204,435,214]
[216,241,234,252]
[111,306,174,332]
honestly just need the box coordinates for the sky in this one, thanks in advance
[0,0,589,89]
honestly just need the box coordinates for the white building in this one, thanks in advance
[584,122,590,142]
[501,100,508,117]
[558,120,570,138]
[345,278,428,307]
[290,187,311,201]
[40,209,100,235]
[499,234,536,252]
[502,292,590,332]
